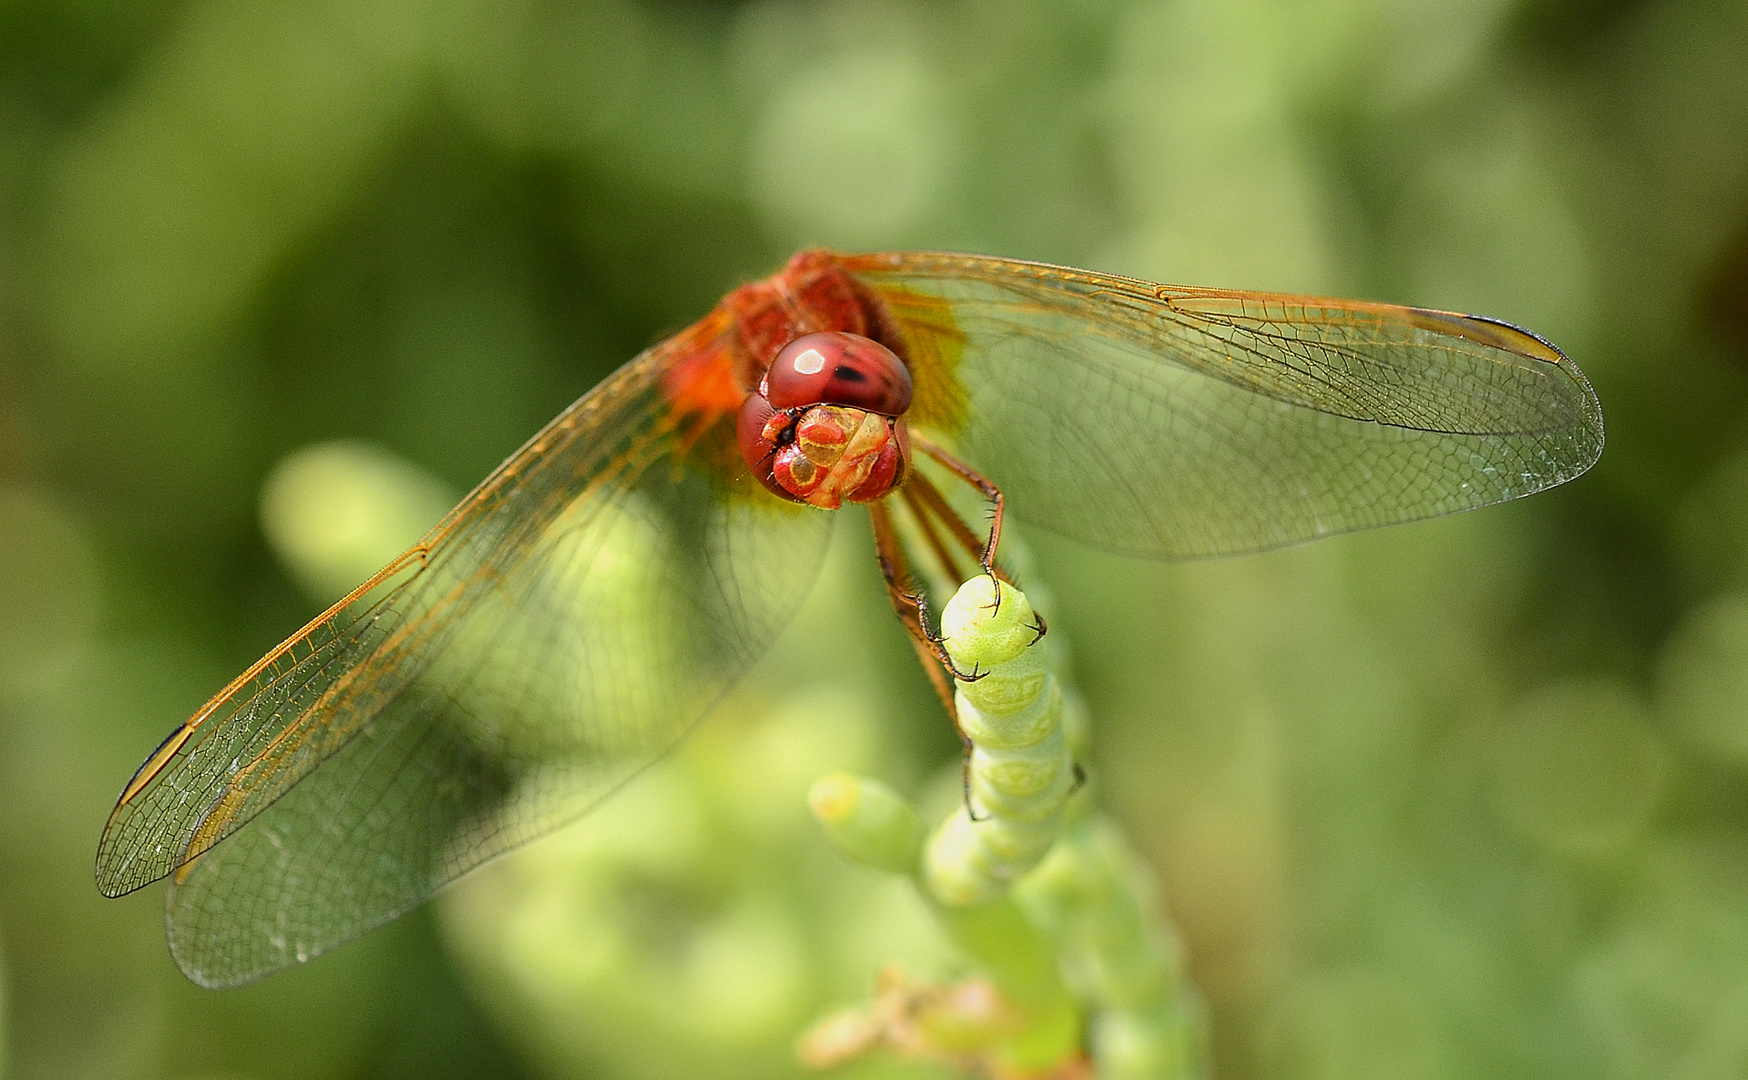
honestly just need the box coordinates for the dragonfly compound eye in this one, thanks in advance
[737,332,912,510]
[764,332,913,417]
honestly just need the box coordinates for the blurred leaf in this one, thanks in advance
[1491,678,1670,856]
[1657,594,1748,765]
[0,481,100,693]
[1,0,1745,1077]
[260,440,455,605]
[40,0,432,362]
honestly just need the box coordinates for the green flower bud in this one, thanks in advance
[941,576,1038,668]
[806,561,1204,1080]
[807,774,924,875]
[924,575,1078,906]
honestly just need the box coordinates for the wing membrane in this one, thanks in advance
[845,251,1603,557]
[96,335,829,986]
[98,248,1605,987]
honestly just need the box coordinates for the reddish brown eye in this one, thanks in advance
[737,392,803,503]
[764,332,912,417]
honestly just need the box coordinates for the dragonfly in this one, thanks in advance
[95,250,1603,988]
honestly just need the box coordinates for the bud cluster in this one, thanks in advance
[806,573,1206,1079]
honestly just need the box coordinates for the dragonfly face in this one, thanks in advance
[97,248,1604,988]
[738,331,915,509]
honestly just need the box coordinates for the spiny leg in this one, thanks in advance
[869,498,987,821]
[908,434,1004,571]
[900,444,1067,807]
[908,433,1013,619]
[904,468,1048,653]
[867,499,983,687]
[902,468,1010,585]
[899,482,968,587]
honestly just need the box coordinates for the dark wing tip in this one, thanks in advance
[1408,307,1569,366]
[1411,305,1605,459]
[94,720,200,897]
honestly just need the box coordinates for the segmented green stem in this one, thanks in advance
[926,575,1073,905]
[808,572,1207,1079]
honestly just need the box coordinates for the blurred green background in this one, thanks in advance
[2,0,1747,1077]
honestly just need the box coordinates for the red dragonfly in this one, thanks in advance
[96,250,1603,987]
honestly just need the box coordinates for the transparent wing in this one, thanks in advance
[845,252,1604,557]
[95,332,830,987]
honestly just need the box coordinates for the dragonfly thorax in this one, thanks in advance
[737,331,913,509]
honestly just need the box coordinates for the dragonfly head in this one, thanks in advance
[737,332,913,509]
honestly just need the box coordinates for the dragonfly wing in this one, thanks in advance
[845,252,1603,557]
[97,337,830,987]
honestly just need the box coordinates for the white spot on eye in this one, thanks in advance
[793,348,827,375]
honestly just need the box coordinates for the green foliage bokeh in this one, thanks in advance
[2,1,1747,1078]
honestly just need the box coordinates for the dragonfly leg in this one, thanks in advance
[899,483,969,586]
[870,499,995,824]
[868,500,985,689]
[908,434,1007,615]
[889,616,987,824]
[901,468,1015,586]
